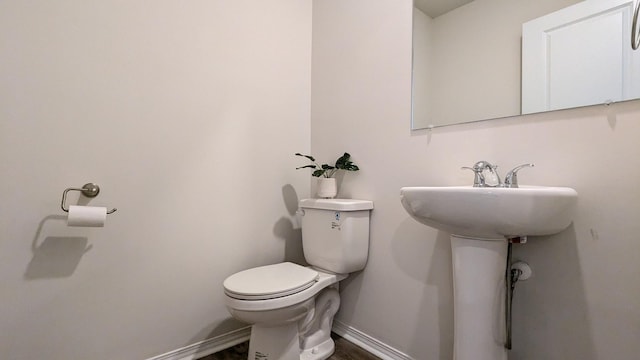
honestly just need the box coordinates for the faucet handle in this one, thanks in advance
[504,163,535,188]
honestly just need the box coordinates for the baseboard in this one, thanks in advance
[332,320,413,360]
[147,326,251,360]
[147,320,410,360]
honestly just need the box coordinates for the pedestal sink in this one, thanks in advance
[400,186,578,360]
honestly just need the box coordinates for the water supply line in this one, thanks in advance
[505,238,526,350]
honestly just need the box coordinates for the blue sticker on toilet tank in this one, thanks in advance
[331,212,341,230]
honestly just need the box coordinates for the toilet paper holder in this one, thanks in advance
[60,183,117,214]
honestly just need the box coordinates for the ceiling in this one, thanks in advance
[414,0,474,18]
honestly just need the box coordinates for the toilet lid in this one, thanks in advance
[224,262,319,300]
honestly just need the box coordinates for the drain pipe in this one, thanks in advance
[505,237,532,350]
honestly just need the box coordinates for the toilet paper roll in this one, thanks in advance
[67,205,107,227]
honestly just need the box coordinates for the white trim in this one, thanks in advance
[147,321,411,360]
[146,326,251,360]
[332,320,413,360]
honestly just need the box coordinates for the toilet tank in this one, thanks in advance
[299,199,373,274]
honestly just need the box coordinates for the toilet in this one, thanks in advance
[223,198,373,360]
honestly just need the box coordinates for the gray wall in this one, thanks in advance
[311,0,640,359]
[0,1,311,359]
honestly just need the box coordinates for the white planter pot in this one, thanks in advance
[317,178,337,198]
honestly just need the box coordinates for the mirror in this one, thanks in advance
[412,0,640,129]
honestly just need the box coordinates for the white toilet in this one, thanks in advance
[223,198,373,360]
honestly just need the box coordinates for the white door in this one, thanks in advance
[522,0,640,114]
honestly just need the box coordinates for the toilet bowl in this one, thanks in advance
[224,262,347,360]
[223,199,373,360]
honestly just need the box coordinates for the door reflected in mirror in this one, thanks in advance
[412,0,640,129]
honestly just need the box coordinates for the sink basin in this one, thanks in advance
[400,186,578,239]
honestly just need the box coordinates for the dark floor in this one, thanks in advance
[199,333,381,360]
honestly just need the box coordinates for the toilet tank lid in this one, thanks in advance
[299,198,373,211]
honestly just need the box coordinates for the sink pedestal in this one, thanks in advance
[451,235,507,360]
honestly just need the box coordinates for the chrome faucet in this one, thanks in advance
[461,161,501,187]
[462,162,534,188]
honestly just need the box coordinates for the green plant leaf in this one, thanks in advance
[334,152,349,168]
[295,153,315,162]
[296,151,359,177]
[335,152,359,171]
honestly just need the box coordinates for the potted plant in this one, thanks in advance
[295,152,360,198]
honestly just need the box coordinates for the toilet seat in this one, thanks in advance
[224,262,319,300]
